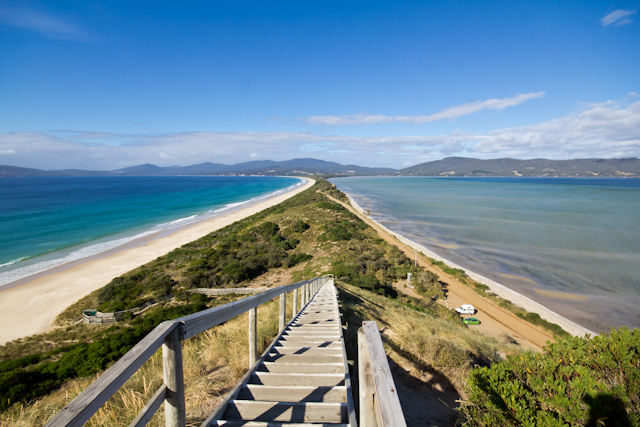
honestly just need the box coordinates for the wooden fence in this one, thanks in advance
[45,276,332,427]
[187,288,267,296]
[358,321,407,427]
[81,295,174,324]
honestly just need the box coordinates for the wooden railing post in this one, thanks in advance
[293,288,298,317]
[359,321,407,427]
[248,307,257,367]
[358,327,377,427]
[162,328,185,427]
[301,283,306,307]
[279,293,286,332]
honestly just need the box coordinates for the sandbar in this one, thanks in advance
[0,178,315,345]
[341,193,596,338]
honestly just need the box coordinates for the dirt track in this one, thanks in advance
[327,194,555,352]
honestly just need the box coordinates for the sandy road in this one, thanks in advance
[327,193,554,352]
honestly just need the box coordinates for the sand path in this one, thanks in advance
[327,193,554,352]
[0,178,315,345]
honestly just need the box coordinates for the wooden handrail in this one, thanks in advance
[358,321,407,427]
[45,275,332,427]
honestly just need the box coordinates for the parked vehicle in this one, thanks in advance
[455,304,475,315]
[463,317,481,325]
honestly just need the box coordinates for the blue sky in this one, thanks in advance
[1,0,639,169]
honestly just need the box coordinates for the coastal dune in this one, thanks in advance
[0,178,315,345]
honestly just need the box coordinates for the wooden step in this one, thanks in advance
[237,385,347,403]
[213,421,349,427]
[264,354,344,364]
[223,401,347,423]
[269,347,342,356]
[249,372,345,387]
[275,341,341,349]
[257,362,344,374]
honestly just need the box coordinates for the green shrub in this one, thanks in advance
[315,201,345,212]
[461,327,640,426]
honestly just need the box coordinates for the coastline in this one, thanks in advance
[0,178,315,345]
[344,193,596,337]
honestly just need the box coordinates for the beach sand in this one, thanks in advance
[0,178,315,345]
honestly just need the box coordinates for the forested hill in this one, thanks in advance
[398,157,640,177]
[3,157,640,178]
[0,159,394,177]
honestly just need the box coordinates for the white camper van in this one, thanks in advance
[455,304,475,315]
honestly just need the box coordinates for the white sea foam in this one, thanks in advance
[0,258,25,269]
[0,178,305,288]
[169,215,197,224]
[0,230,158,287]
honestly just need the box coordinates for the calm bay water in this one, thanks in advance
[333,177,640,333]
[0,176,301,286]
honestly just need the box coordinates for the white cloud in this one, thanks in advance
[0,99,638,169]
[159,152,173,159]
[0,4,91,41]
[304,92,545,126]
[474,100,640,158]
[601,8,637,26]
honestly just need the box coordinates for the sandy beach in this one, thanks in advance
[0,178,315,345]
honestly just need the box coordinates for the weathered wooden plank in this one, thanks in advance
[249,372,345,387]
[362,321,407,427]
[238,385,347,403]
[275,341,341,349]
[279,293,286,332]
[163,327,185,427]
[180,280,311,339]
[129,384,167,427]
[358,327,376,427]
[258,362,344,374]
[268,347,343,356]
[213,420,349,427]
[44,320,179,427]
[248,306,258,368]
[224,401,347,423]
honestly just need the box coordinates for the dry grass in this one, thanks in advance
[338,282,522,394]
[1,298,289,427]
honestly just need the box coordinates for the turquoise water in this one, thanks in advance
[0,176,302,287]
[332,177,640,333]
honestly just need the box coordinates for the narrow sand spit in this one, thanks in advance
[325,193,596,351]
[0,178,315,345]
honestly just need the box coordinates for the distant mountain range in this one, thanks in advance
[398,157,640,177]
[1,157,639,178]
[0,158,394,178]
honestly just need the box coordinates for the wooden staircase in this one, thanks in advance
[205,282,357,427]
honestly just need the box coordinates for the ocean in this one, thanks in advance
[0,176,302,287]
[332,177,640,333]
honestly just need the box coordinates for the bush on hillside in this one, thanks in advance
[461,327,640,426]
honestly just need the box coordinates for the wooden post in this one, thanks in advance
[358,327,377,427]
[279,293,286,332]
[162,328,185,427]
[293,288,298,317]
[361,321,407,427]
[248,307,257,367]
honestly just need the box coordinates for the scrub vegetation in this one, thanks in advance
[1,179,637,426]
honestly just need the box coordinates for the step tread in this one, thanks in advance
[223,401,347,423]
